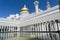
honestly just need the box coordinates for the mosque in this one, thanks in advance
[0,0,60,32]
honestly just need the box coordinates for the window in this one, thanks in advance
[14,27,17,30]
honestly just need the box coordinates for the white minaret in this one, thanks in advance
[34,0,39,14]
[47,1,50,9]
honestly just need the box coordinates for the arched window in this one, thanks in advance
[14,27,17,30]
[16,27,17,30]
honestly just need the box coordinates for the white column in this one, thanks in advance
[12,27,13,31]
[3,26,6,32]
[38,23,40,31]
[17,27,20,32]
[1,26,2,32]
[35,24,37,31]
[42,22,46,31]
[32,25,33,31]
[9,26,11,32]
[50,22,54,31]
[58,23,60,30]
[40,23,42,31]
[42,23,44,31]
[54,20,59,31]
[44,22,46,31]
[33,25,35,31]
[46,22,50,31]
[54,22,58,31]
[37,24,39,31]
[8,26,9,32]
[0,26,1,32]
[3,26,4,32]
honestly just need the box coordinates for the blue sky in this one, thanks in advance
[0,0,58,18]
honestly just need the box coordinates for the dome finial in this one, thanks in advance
[24,5,26,8]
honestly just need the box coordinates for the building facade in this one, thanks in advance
[0,0,60,32]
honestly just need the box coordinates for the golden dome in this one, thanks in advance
[21,5,29,12]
